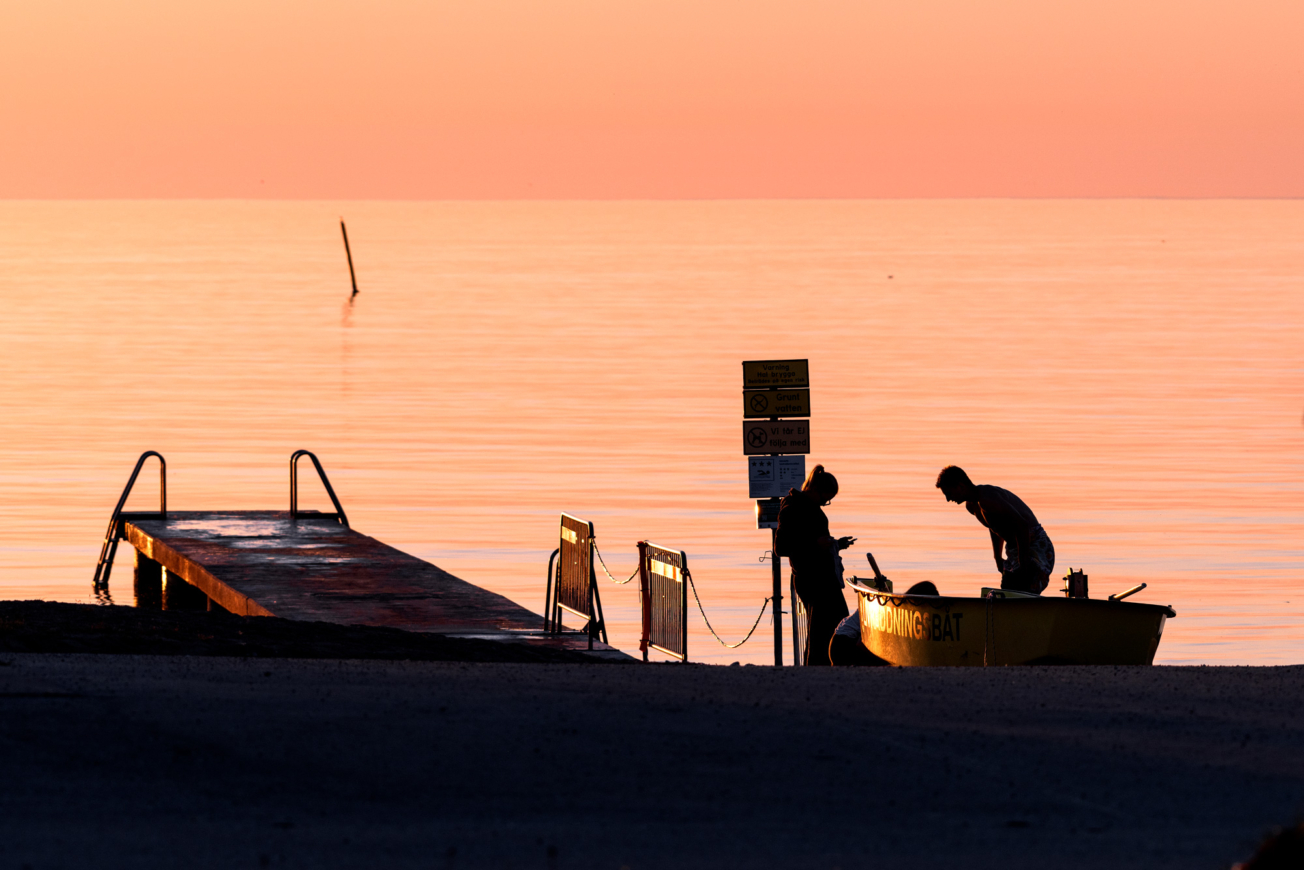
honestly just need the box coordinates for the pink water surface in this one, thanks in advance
[1,200,1300,664]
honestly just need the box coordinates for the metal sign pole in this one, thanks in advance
[771,526,783,666]
[742,359,810,669]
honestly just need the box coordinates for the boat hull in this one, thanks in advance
[855,588,1173,666]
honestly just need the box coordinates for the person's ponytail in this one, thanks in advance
[802,464,838,499]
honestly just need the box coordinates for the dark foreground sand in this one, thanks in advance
[0,653,1300,870]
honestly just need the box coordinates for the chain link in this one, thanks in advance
[592,541,639,585]
[592,542,771,650]
[684,567,771,649]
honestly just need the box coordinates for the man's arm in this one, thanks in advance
[989,529,1005,573]
[972,491,1007,573]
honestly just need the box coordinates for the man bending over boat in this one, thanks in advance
[936,466,1055,594]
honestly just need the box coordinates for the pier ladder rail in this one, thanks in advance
[92,450,167,603]
[290,449,349,526]
[543,514,607,649]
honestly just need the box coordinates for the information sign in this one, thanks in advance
[742,359,809,390]
[743,389,810,419]
[748,456,806,498]
[742,420,810,456]
[755,498,781,529]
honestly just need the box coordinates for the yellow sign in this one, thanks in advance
[743,389,810,418]
[650,559,683,582]
[742,359,809,389]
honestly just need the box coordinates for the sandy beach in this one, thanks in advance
[1,650,1299,869]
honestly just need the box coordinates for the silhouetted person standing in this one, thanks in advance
[936,466,1055,594]
[777,465,855,665]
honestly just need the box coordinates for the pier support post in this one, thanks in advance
[133,549,163,610]
[162,569,209,611]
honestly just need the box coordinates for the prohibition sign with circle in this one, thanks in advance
[748,393,770,414]
[746,427,769,449]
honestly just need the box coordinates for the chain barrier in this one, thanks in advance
[684,567,771,649]
[593,541,639,585]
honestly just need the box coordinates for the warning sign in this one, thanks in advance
[742,359,809,390]
[742,420,811,455]
[748,456,806,498]
[743,389,810,419]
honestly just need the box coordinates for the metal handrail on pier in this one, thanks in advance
[290,450,349,526]
[92,450,166,602]
[543,547,560,632]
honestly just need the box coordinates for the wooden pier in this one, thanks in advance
[95,453,627,660]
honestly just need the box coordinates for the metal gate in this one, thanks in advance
[544,513,607,648]
[791,574,809,666]
[638,541,688,662]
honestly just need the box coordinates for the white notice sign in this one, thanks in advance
[748,455,806,499]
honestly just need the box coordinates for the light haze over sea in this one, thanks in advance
[1,200,1300,665]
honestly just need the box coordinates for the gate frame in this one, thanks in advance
[790,574,809,665]
[637,540,689,663]
[543,513,607,649]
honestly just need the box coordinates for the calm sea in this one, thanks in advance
[1,200,1300,664]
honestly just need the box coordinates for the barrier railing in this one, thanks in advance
[544,519,771,661]
[544,513,607,648]
[790,575,809,666]
[638,541,689,662]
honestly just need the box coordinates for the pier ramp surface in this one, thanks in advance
[122,510,621,657]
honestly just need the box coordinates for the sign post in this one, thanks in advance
[742,359,810,667]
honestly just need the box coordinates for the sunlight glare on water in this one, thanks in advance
[0,200,1300,664]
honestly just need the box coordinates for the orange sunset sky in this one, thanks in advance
[4,0,1302,198]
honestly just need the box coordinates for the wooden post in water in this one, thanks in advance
[340,220,359,299]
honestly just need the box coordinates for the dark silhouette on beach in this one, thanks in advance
[936,465,1055,594]
[776,464,855,665]
[1237,821,1304,869]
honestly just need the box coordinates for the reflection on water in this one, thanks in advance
[0,200,1300,665]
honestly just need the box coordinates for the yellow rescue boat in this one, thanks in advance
[849,580,1176,667]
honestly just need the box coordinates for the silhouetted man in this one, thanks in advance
[936,466,1055,594]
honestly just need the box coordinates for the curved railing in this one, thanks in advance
[290,450,349,527]
[92,451,166,602]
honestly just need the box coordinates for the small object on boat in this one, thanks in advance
[850,574,1175,667]
[1108,582,1147,602]
[1063,568,1089,599]
[851,552,893,593]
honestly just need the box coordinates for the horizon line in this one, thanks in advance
[3,195,1303,203]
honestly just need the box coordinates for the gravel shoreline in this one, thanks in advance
[0,650,1300,868]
